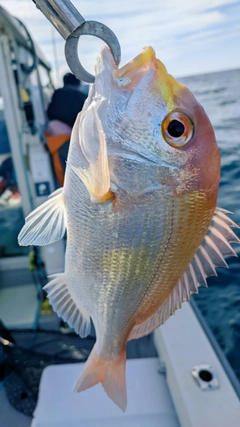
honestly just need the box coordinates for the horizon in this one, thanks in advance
[178,65,239,80]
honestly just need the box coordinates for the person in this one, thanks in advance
[47,72,87,128]
[45,73,88,186]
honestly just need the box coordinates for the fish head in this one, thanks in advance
[83,46,220,201]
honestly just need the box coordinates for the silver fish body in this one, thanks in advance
[64,135,213,354]
[18,46,239,410]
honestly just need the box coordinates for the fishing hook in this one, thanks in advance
[32,0,121,83]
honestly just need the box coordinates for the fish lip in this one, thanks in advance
[114,46,156,77]
[113,46,157,87]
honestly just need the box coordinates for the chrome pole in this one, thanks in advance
[32,0,121,83]
[33,0,85,40]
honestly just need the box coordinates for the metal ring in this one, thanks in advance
[65,20,121,83]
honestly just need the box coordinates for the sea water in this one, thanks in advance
[180,68,240,381]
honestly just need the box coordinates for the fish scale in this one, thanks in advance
[66,147,213,346]
[138,195,215,307]
[67,151,211,336]
[66,181,162,329]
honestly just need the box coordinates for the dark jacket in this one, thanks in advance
[47,84,87,128]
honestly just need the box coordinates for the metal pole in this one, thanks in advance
[32,0,121,83]
[33,0,85,40]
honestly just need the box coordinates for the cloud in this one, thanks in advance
[0,0,239,83]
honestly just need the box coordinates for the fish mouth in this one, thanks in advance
[114,47,156,77]
[113,47,157,88]
[113,46,167,89]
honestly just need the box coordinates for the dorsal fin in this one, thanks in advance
[18,188,66,246]
[128,208,239,341]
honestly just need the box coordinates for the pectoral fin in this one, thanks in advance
[71,109,114,203]
[18,188,66,246]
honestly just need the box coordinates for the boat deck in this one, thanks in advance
[0,330,170,427]
[1,270,240,427]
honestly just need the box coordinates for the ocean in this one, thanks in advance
[179,69,240,381]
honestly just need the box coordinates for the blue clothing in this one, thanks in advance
[0,120,10,154]
[47,84,87,128]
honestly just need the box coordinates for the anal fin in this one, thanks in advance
[44,274,91,338]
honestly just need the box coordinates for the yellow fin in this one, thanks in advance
[71,110,114,203]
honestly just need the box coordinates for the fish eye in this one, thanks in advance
[161,111,194,148]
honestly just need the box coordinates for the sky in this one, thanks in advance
[0,0,239,86]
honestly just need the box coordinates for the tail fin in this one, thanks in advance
[73,347,127,411]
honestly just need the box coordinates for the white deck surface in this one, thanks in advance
[0,284,39,329]
[31,358,180,427]
[154,302,240,427]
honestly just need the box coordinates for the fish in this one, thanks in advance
[18,46,239,411]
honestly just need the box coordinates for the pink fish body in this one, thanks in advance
[18,47,239,411]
